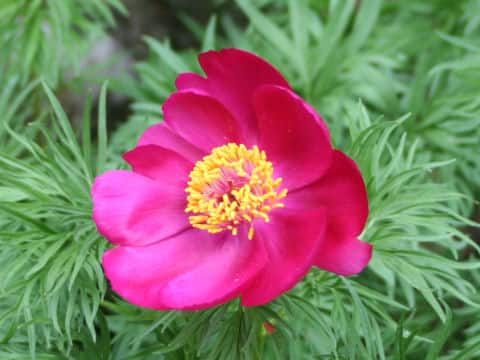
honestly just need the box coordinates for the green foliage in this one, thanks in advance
[0,83,109,357]
[372,0,480,214]
[0,0,126,86]
[0,74,40,156]
[1,0,480,358]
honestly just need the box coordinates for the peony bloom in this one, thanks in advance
[92,48,372,310]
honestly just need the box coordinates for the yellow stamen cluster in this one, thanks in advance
[185,143,287,240]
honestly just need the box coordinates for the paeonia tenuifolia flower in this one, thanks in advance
[92,48,372,310]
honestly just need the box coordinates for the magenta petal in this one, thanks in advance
[287,150,368,237]
[103,228,268,310]
[137,123,204,163]
[92,170,189,246]
[163,90,242,152]
[241,208,327,306]
[198,49,291,143]
[314,236,372,275]
[175,72,210,92]
[123,145,192,189]
[253,85,333,190]
[286,150,371,275]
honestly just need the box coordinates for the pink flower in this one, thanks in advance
[92,49,372,311]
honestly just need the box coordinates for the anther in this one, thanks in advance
[185,143,287,238]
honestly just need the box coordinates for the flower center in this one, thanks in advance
[185,143,287,240]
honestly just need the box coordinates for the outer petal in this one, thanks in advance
[103,228,268,310]
[241,208,327,306]
[253,85,333,190]
[163,90,242,152]
[313,235,372,276]
[138,123,204,163]
[123,145,192,189]
[175,72,210,93]
[197,48,291,143]
[92,170,189,246]
[286,150,372,275]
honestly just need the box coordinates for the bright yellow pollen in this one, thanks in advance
[185,143,287,240]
